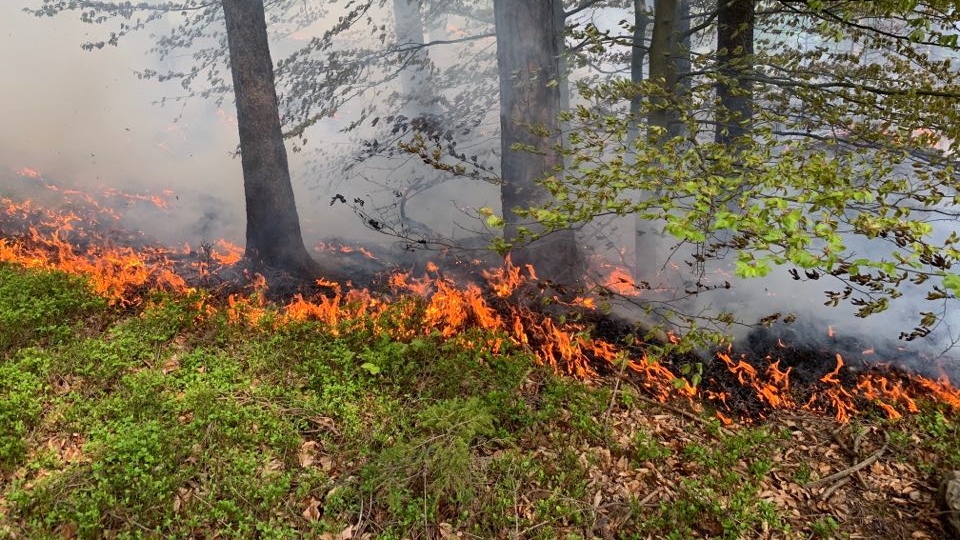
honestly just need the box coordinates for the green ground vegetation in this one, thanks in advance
[0,261,957,539]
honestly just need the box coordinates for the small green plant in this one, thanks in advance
[0,263,107,352]
[793,461,812,484]
[679,361,704,389]
[632,430,673,463]
[0,349,50,470]
[364,396,497,524]
[810,515,840,538]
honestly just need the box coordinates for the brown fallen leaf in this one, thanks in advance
[438,522,457,539]
[162,354,180,374]
[299,440,319,468]
[302,497,322,522]
[318,525,353,540]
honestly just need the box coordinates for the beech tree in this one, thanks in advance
[714,0,754,146]
[524,0,960,347]
[492,0,585,285]
[222,0,319,276]
[29,0,325,276]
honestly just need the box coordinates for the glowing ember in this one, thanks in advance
[603,267,639,296]
[17,167,41,178]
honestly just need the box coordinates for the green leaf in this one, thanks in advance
[944,273,960,297]
[360,362,381,375]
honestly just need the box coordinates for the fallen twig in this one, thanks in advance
[634,393,733,438]
[806,432,889,489]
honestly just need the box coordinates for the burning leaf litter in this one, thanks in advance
[1,194,958,538]
[1,176,960,425]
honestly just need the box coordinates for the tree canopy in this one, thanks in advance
[517,0,960,348]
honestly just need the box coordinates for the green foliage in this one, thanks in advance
[810,515,840,538]
[2,267,956,539]
[637,427,784,539]
[0,348,51,471]
[361,397,497,528]
[468,448,594,539]
[488,1,960,348]
[0,263,106,353]
[532,107,960,339]
[631,429,673,463]
[911,410,960,469]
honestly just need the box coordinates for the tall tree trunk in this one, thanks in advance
[715,0,755,146]
[630,0,652,280]
[494,0,583,285]
[393,0,437,118]
[647,0,680,139]
[393,0,443,238]
[222,0,318,276]
[554,0,571,116]
[627,0,650,144]
[636,0,682,286]
[674,0,692,119]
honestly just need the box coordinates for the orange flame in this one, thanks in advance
[4,182,960,427]
[17,167,41,179]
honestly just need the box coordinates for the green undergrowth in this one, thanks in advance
[0,262,956,539]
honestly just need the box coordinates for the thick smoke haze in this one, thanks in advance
[0,2,956,372]
[0,2,365,248]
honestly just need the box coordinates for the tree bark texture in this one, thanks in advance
[628,0,649,143]
[494,0,583,285]
[222,0,317,276]
[675,0,691,95]
[715,0,755,146]
[647,0,680,139]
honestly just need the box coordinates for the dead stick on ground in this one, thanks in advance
[634,393,733,438]
[820,476,851,501]
[806,433,889,489]
[638,487,660,506]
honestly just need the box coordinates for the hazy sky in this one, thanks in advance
[0,2,361,245]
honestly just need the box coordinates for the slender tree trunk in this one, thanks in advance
[393,0,437,118]
[627,0,649,143]
[222,0,318,276]
[647,0,680,139]
[630,0,652,279]
[636,0,682,285]
[715,0,755,146]
[392,0,443,237]
[494,0,583,285]
[554,0,571,116]
[674,0,692,120]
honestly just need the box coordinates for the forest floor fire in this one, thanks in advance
[2,174,958,426]
[1,174,959,537]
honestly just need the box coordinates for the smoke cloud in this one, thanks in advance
[1,2,956,372]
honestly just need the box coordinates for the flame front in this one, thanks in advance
[3,173,960,425]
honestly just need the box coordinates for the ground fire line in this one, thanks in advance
[2,173,960,425]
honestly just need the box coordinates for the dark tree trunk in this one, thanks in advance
[222,0,318,277]
[715,0,755,146]
[636,0,684,285]
[494,0,583,285]
[675,0,692,103]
